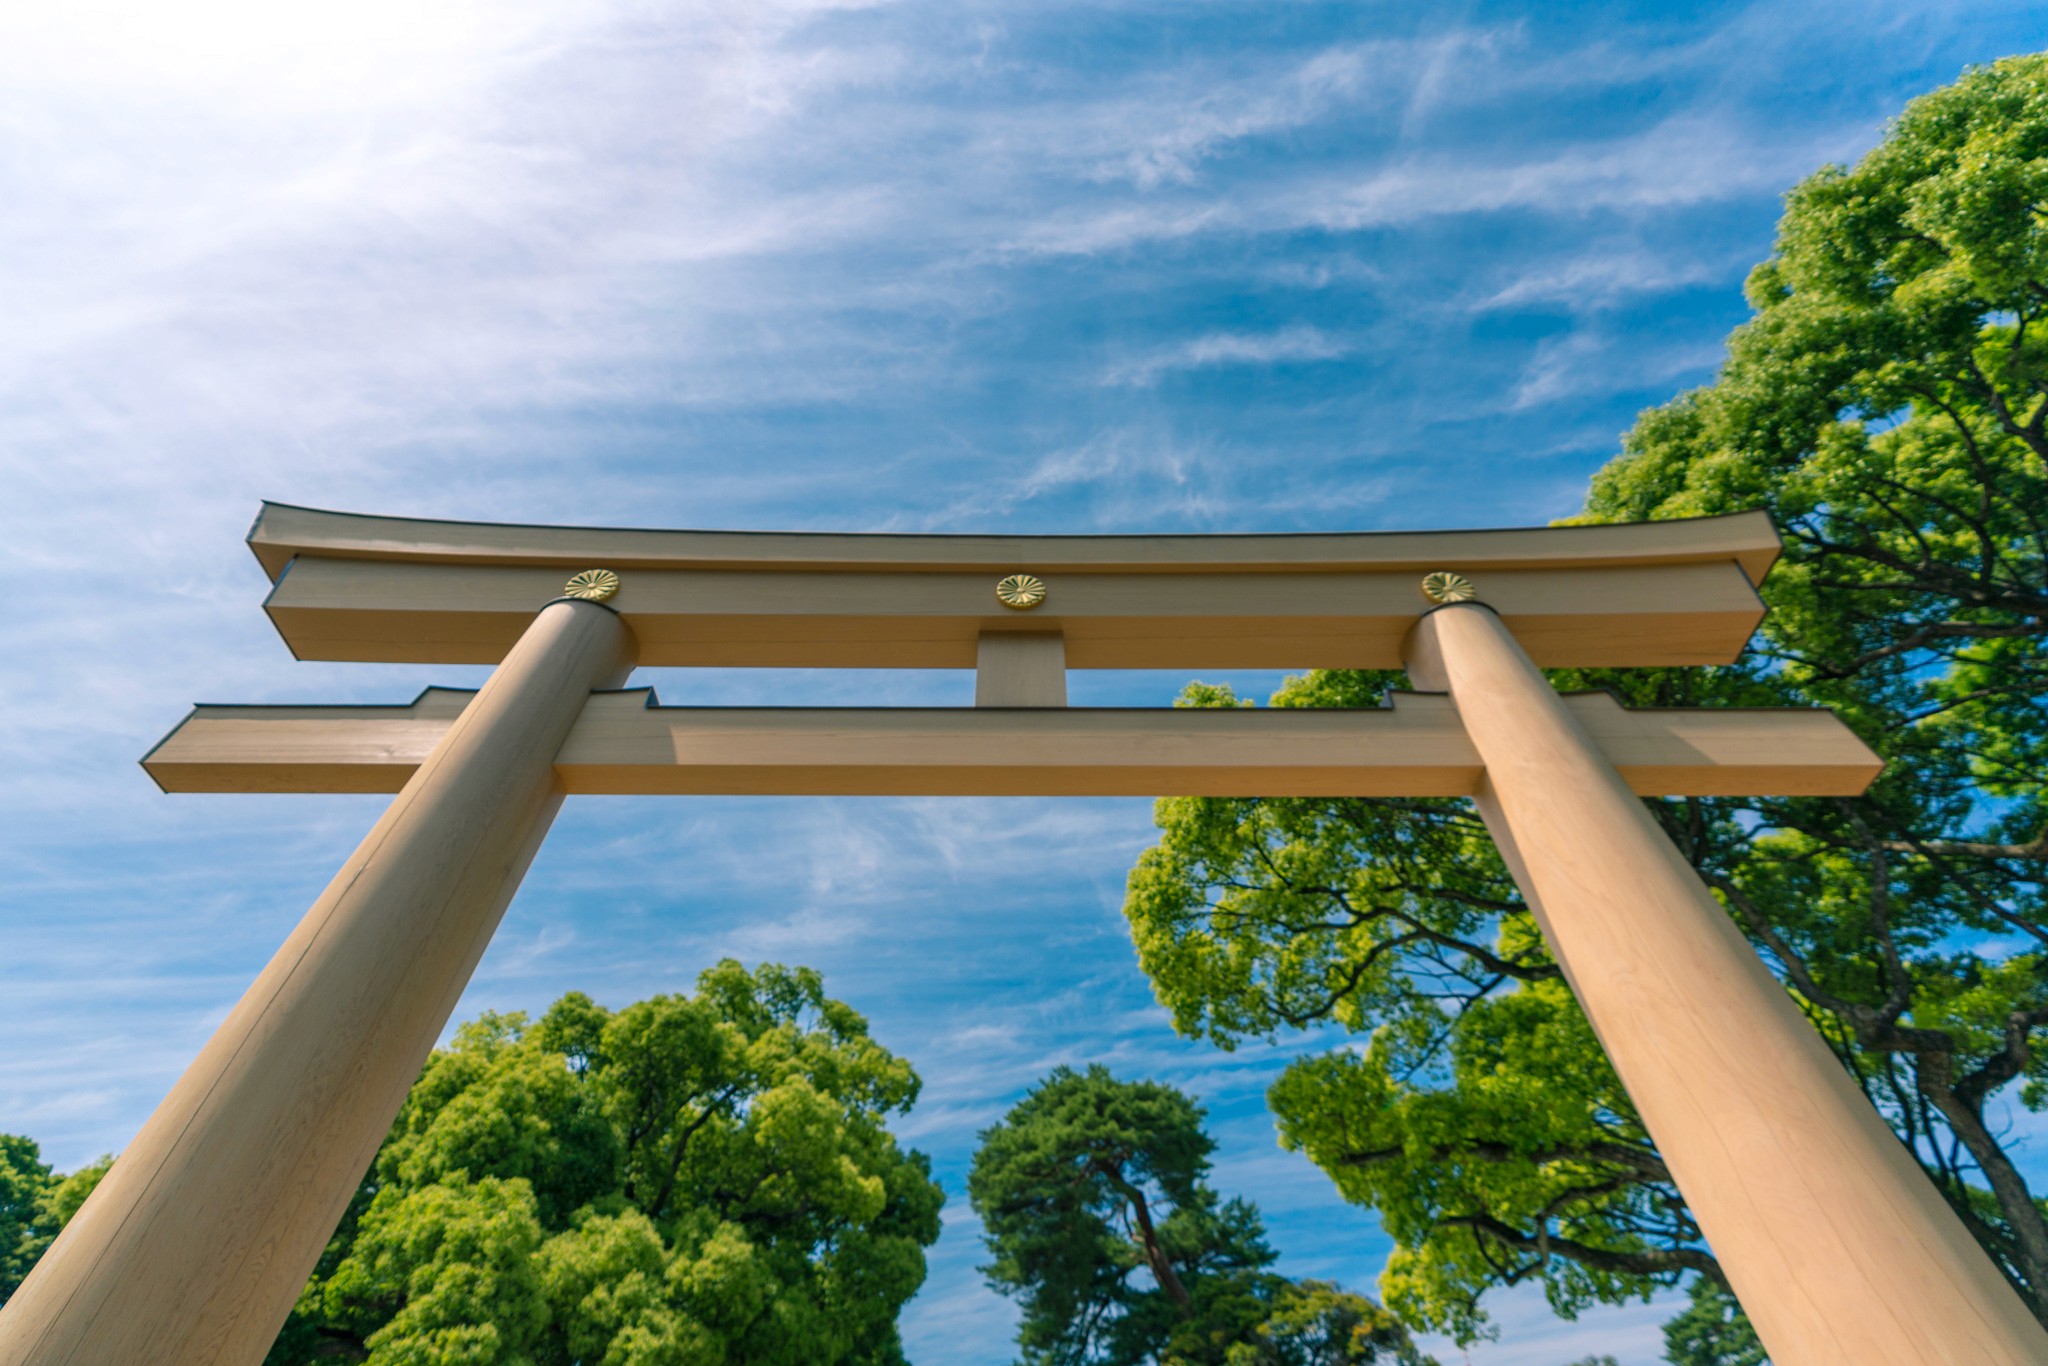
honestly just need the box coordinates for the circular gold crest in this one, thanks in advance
[563,568,622,602]
[1420,570,1477,605]
[995,573,1047,610]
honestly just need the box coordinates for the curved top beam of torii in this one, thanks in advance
[247,502,1783,669]
[247,499,1783,579]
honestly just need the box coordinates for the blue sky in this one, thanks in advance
[2,2,2044,1362]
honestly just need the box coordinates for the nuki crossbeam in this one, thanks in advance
[144,687,1882,798]
[6,502,2045,1366]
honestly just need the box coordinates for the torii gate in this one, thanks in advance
[1,503,2040,1366]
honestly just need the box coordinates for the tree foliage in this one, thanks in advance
[1659,1280,1764,1366]
[969,1065,1433,1365]
[0,1135,52,1305]
[1123,52,2048,1346]
[263,960,944,1365]
[0,1136,110,1306]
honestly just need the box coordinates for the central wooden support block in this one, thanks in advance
[143,689,1882,798]
[976,632,1067,706]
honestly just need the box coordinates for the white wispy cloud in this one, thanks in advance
[1012,109,1859,261]
[1316,113,1848,228]
[1508,329,1727,412]
[1081,34,1497,189]
[924,426,1225,526]
[1473,244,1738,313]
[1101,325,1350,387]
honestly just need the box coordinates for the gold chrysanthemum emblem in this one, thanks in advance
[995,573,1047,610]
[1419,570,1477,605]
[563,568,622,602]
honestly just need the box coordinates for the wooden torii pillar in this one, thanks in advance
[1,503,2039,1365]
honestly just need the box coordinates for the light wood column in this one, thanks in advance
[1404,601,2048,1365]
[0,598,636,1366]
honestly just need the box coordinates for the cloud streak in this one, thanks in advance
[1101,325,1351,386]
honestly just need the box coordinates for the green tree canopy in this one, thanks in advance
[1122,52,2048,1348]
[1659,1280,1763,1366]
[260,959,944,1365]
[0,1135,55,1304]
[0,1137,110,1306]
[968,1065,1432,1365]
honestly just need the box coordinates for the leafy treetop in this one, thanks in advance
[969,1064,1434,1366]
[261,959,944,1366]
[1,1136,110,1308]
